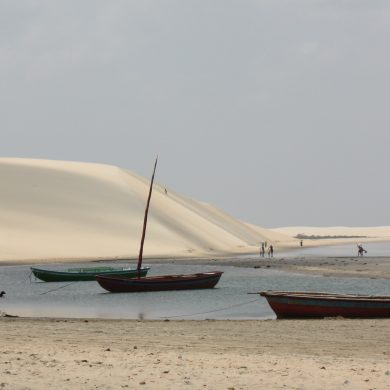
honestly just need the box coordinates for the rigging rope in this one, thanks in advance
[160,297,261,319]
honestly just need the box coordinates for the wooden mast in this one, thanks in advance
[137,157,158,278]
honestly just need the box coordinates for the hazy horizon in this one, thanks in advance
[1,1,389,228]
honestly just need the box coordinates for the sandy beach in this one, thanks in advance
[1,317,389,390]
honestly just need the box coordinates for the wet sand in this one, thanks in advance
[144,255,390,279]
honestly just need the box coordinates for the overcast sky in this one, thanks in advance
[1,1,389,227]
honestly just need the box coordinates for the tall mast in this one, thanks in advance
[137,157,158,278]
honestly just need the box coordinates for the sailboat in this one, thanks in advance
[96,158,223,293]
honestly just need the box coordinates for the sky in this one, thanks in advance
[1,0,390,228]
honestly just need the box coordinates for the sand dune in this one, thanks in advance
[2,158,389,265]
[0,158,293,263]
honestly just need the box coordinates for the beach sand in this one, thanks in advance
[1,317,389,390]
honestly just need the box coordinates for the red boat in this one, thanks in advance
[96,271,223,293]
[260,291,390,319]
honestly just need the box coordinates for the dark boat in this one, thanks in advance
[96,157,223,293]
[96,271,223,292]
[31,266,150,282]
[260,291,390,319]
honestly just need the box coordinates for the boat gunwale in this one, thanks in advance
[96,271,223,283]
[31,266,151,276]
[259,291,390,302]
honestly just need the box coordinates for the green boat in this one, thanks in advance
[31,266,150,282]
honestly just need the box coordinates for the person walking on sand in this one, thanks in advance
[260,243,265,257]
[268,245,274,258]
[357,243,367,256]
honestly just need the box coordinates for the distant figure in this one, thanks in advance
[0,291,5,298]
[357,243,367,256]
[268,245,274,258]
[265,241,268,248]
[260,243,265,257]
[300,240,303,247]
[164,188,168,195]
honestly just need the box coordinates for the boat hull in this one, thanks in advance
[31,267,150,282]
[260,291,390,319]
[96,271,223,293]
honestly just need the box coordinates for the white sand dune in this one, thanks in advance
[0,158,293,263]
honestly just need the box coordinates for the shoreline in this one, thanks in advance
[3,254,389,280]
[1,317,389,389]
[1,237,390,265]
[173,255,390,280]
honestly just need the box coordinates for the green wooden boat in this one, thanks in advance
[31,266,150,282]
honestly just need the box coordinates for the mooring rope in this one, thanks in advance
[160,297,261,319]
[39,282,76,295]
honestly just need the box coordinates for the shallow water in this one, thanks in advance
[278,241,390,257]
[1,257,389,320]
